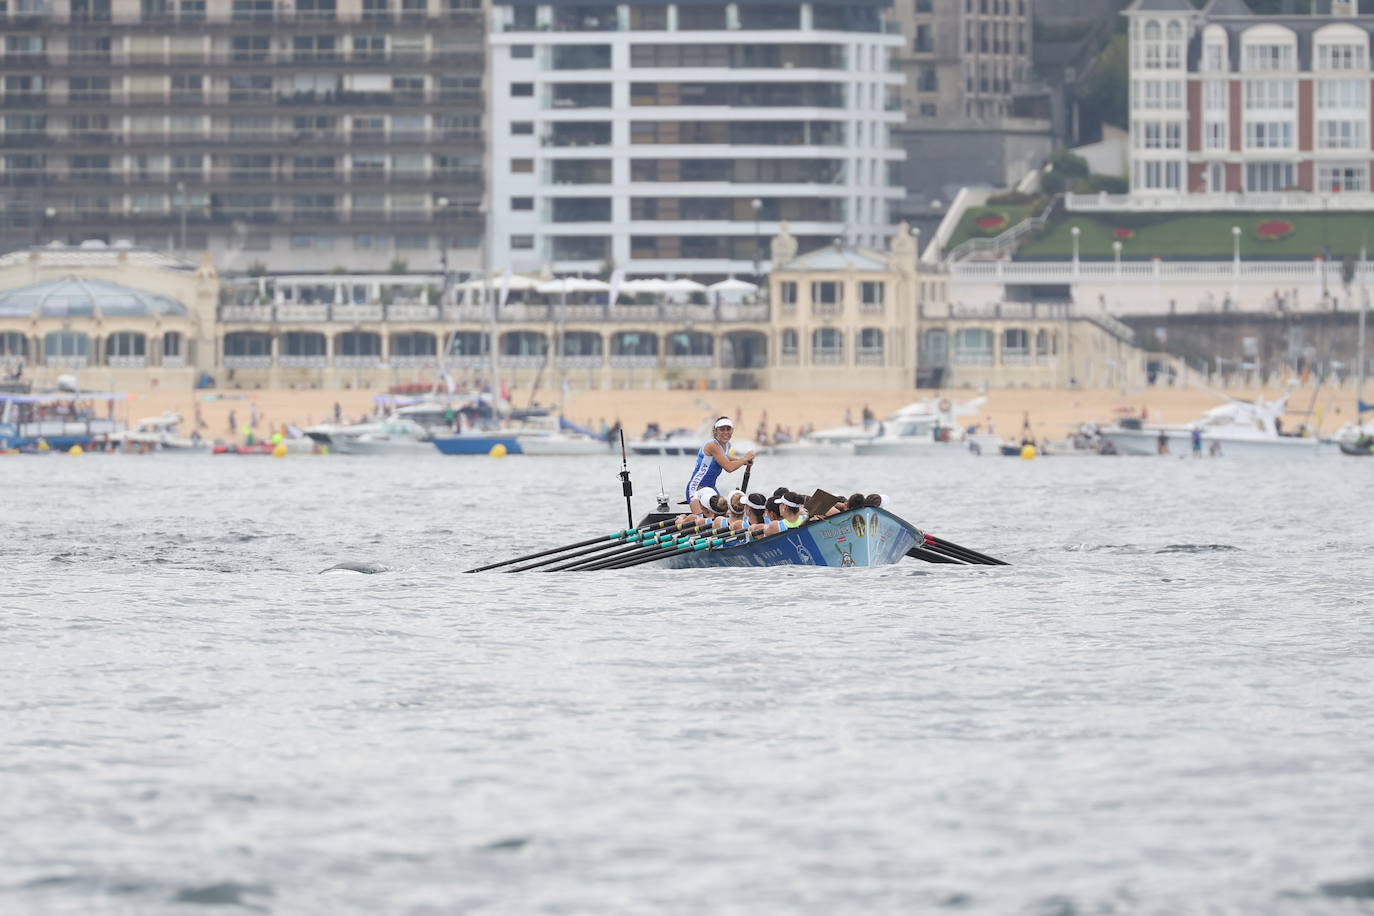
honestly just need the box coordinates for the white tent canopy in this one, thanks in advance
[619,278,671,294]
[536,277,610,294]
[453,274,541,292]
[708,278,759,293]
[662,278,707,293]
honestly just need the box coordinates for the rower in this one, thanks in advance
[684,417,756,508]
[676,485,717,527]
[724,489,748,530]
[742,492,768,530]
[778,491,809,528]
[760,496,789,535]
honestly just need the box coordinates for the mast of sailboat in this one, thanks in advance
[1359,242,1368,423]
[481,195,503,417]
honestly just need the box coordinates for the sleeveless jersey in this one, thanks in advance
[684,439,729,501]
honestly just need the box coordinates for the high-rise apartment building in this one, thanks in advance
[0,0,484,272]
[895,0,1034,122]
[1126,0,1374,197]
[486,0,905,278]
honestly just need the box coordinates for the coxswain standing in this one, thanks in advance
[685,417,755,511]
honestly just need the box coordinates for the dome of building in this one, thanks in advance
[0,276,189,319]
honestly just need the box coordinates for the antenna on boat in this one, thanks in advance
[618,427,634,529]
[656,466,670,513]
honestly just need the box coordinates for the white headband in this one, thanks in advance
[780,496,803,509]
[714,417,734,429]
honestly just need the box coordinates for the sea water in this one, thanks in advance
[2,450,1372,914]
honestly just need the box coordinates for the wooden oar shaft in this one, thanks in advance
[464,518,675,573]
[557,519,729,571]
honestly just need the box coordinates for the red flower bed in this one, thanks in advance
[1256,219,1294,241]
[1112,227,1134,240]
[975,213,1008,233]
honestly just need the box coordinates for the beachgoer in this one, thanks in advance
[333,402,343,424]
[862,405,874,428]
[227,410,237,433]
[1156,429,1169,455]
[684,417,755,505]
[1191,426,1203,457]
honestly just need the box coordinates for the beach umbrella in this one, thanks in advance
[662,278,707,293]
[454,274,540,291]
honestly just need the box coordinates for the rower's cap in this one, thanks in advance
[693,486,717,505]
[714,417,734,429]
[727,489,746,513]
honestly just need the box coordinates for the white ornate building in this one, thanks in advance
[1125,0,1374,198]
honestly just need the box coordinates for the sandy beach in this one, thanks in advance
[110,380,1361,444]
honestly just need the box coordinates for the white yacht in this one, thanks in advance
[101,412,206,450]
[1101,393,1329,457]
[850,397,1000,456]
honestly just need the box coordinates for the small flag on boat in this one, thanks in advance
[1360,399,1374,414]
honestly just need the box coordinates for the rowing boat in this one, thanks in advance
[634,506,922,569]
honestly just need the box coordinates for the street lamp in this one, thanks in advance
[435,196,451,300]
[176,180,187,257]
[1231,225,1242,308]
[751,197,763,278]
[1071,225,1081,273]
[1112,239,1122,271]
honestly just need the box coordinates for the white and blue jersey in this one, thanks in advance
[685,440,730,501]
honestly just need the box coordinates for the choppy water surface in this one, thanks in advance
[2,450,1372,914]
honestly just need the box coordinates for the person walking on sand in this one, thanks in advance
[1191,426,1203,458]
[1157,429,1169,455]
[227,409,237,434]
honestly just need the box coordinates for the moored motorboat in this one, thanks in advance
[1101,393,1328,457]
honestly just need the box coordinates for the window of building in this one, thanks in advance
[859,281,884,305]
[811,327,843,362]
[511,196,534,210]
[353,233,392,249]
[780,328,798,356]
[1317,118,1366,149]
[1202,42,1226,72]
[1316,42,1366,71]
[1204,120,1226,150]
[1244,79,1295,110]
[1133,79,1183,110]
[1134,160,1181,190]
[1244,121,1293,150]
[510,234,534,249]
[396,233,429,249]
[1135,121,1182,149]
[510,158,534,173]
[1203,80,1227,111]
[1317,79,1367,109]
[511,121,534,136]
[1245,162,1294,191]
[779,281,797,305]
[511,82,534,97]
[511,44,535,59]
[1207,162,1225,192]
[1318,164,1366,192]
[952,328,993,365]
[1244,43,1294,72]
[810,281,839,304]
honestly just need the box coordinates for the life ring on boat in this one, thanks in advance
[937,398,952,413]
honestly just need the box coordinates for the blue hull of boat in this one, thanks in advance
[661,508,920,569]
[431,435,524,455]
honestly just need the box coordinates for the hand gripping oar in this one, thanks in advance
[464,518,679,573]
[523,518,714,573]
[552,518,724,572]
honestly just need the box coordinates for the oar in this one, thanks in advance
[464,518,678,573]
[588,524,759,571]
[555,519,729,572]
[920,533,1008,566]
[521,518,714,573]
[906,545,964,564]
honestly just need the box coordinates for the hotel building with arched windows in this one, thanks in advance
[0,234,1150,394]
[1126,0,1374,197]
